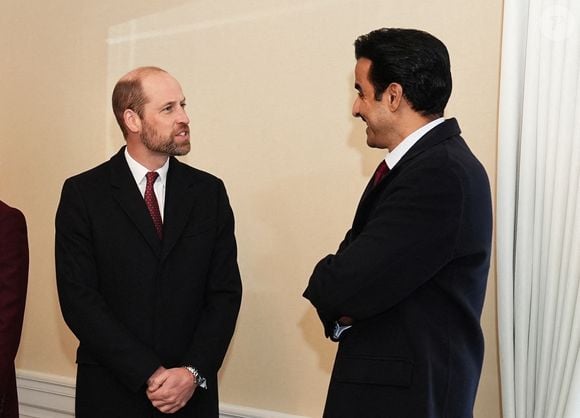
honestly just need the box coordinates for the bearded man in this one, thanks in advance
[303,29,492,418]
[55,67,242,417]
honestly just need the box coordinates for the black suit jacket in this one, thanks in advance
[0,201,28,418]
[56,148,242,417]
[304,119,492,418]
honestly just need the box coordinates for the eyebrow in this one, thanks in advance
[160,97,186,108]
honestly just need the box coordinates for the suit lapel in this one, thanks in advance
[351,118,461,234]
[109,148,162,256]
[359,170,377,203]
[352,176,386,235]
[161,157,197,262]
[395,117,461,169]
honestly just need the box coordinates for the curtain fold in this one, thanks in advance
[497,0,580,417]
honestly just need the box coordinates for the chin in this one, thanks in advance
[171,148,190,156]
[177,144,192,156]
[366,132,390,149]
[366,136,379,149]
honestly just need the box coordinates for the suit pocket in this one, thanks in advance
[332,355,413,387]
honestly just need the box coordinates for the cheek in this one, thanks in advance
[365,110,377,126]
[159,122,173,134]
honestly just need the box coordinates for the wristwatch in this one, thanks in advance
[183,366,208,389]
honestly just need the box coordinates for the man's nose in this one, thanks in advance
[178,106,190,124]
[352,98,360,118]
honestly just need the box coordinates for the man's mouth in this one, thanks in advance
[175,127,190,137]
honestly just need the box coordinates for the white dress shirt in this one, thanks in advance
[383,117,445,170]
[124,148,169,221]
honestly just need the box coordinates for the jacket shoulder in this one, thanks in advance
[63,160,111,185]
[0,200,26,225]
[170,158,225,188]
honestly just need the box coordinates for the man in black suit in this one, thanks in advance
[56,67,242,417]
[303,29,492,417]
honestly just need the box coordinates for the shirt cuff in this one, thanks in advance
[332,321,352,340]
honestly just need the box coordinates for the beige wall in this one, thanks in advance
[1,1,502,417]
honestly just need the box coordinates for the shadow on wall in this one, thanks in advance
[298,309,335,374]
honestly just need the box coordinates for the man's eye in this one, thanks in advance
[163,106,173,112]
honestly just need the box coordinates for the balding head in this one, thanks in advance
[112,66,168,138]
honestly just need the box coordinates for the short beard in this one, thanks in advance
[141,122,190,156]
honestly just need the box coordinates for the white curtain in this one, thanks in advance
[497,0,580,417]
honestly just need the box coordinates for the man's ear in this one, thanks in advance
[385,83,404,111]
[123,109,142,133]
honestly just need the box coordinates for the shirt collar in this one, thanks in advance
[385,117,445,169]
[124,148,170,186]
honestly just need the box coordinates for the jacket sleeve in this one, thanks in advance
[303,164,463,326]
[55,179,161,392]
[0,206,28,393]
[181,181,242,379]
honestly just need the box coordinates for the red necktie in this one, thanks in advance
[372,160,389,186]
[145,171,163,239]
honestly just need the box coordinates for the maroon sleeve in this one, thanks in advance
[0,202,29,393]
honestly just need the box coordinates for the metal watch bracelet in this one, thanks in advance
[183,366,208,389]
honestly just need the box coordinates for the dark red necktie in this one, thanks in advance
[145,171,163,239]
[372,160,389,186]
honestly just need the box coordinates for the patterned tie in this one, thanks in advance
[372,160,389,186]
[144,171,163,239]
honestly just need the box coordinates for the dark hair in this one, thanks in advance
[354,28,452,117]
[111,66,166,138]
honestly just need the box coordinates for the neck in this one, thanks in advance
[389,112,439,151]
[125,142,169,171]
[401,113,439,138]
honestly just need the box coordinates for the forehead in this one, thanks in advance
[141,72,184,106]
